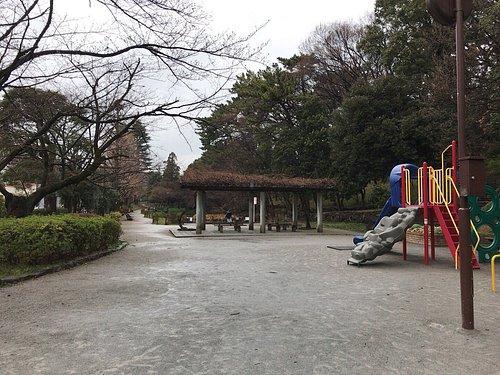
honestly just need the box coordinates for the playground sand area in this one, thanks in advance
[0,212,499,374]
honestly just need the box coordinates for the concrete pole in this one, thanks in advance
[316,191,323,233]
[196,190,203,234]
[292,193,299,230]
[253,197,256,227]
[260,191,266,233]
[201,191,207,230]
[248,194,254,230]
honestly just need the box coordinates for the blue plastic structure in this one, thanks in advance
[353,164,419,246]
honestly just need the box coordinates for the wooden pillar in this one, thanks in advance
[316,191,323,233]
[260,191,266,233]
[292,192,299,231]
[248,194,254,230]
[196,190,204,234]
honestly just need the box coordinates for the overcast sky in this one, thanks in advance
[58,0,376,170]
[151,0,376,170]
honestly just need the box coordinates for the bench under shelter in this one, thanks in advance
[180,171,338,234]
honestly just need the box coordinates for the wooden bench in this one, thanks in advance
[267,222,296,232]
[212,217,244,233]
[216,222,246,232]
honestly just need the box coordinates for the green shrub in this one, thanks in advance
[0,196,6,218]
[367,182,391,208]
[167,207,185,216]
[105,211,122,222]
[0,214,122,265]
[152,211,168,218]
[407,224,442,234]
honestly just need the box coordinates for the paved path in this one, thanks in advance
[1,212,499,374]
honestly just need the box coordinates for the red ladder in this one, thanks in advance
[432,205,480,269]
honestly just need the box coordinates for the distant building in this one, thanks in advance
[1,183,61,210]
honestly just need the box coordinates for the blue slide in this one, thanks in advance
[353,198,397,244]
[353,164,419,245]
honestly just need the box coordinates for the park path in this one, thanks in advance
[0,211,499,374]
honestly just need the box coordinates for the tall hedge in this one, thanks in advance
[0,214,122,265]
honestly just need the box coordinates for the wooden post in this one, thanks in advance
[316,191,323,233]
[455,0,474,331]
[260,191,266,233]
[196,190,203,234]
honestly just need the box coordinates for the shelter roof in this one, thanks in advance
[180,171,337,192]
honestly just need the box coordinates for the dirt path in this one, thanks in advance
[1,212,499,374]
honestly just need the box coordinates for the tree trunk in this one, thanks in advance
[5,195,37,218]
[44,195,57,214]
[335,193,344,211]
[360,188,366,209]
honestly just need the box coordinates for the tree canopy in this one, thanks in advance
[0,0,259,216]
[194,0,499,207]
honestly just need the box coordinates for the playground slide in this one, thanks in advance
[353,197,399,245]
[348,206,418,265]
[374,198,399,228]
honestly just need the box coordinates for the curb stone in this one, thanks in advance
[0,241,128,286]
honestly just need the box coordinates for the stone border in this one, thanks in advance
[0,241,128,286]
[406,232,447,247]
[169,226,357,238]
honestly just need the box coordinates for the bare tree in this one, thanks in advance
[0,0,261,216]
[300,21,376,108]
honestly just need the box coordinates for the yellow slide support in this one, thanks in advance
[492,254,500,292]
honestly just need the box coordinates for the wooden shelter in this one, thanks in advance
[180,171,338,234]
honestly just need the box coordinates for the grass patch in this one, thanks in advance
[323,221,368,233]
[0,263,51,278]
[1,241,127,282]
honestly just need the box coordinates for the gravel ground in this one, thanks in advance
[0,211,499,374]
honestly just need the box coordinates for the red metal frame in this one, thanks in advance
[397,141,477,268]
[423,162,429,265]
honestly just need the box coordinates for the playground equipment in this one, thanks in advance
[353,164,419,245]
[348,207,418,265]
[348,141,499,267]
[492,254,500,292]
[469,185,500,263]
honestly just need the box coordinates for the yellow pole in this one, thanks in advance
[492,254,500,292]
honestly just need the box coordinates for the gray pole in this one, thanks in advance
[260,191,266,233]
[201,191,206,230]
[316,191,323,233]
[455,0,474,330]
[292,193,298,230]
[196,190,203,234]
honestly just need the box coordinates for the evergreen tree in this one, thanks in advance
[163,153,180,182]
